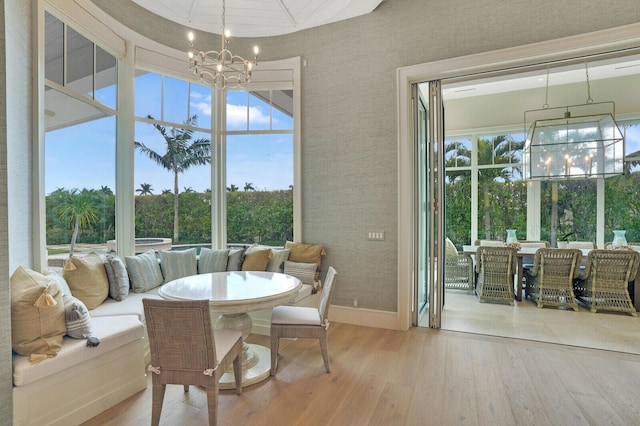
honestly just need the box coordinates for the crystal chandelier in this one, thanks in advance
[187,0,259,90]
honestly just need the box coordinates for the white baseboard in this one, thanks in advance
[250,301,403,336]
[328,305,402,330]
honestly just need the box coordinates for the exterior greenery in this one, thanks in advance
[445,134,640,250]
[46,189,293,247]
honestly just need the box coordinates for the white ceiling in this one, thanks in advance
[131,0,385,37]
[442,53,640,100]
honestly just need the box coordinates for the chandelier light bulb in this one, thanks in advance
[188,31,194,42]
[254,46,259,55]
[224,29,231,38]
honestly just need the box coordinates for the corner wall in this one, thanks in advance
[0,1,11,421]
[1,0,33,422]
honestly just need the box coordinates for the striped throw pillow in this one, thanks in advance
[198,248,230,273]
[284,261,318,285]
[125,250,163,293]
[159,248,198,282]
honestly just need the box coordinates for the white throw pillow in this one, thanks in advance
[283,261,318,285]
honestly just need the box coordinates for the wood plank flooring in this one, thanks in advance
[83,322,640,425]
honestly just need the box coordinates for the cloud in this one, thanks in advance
[226,103,270,127]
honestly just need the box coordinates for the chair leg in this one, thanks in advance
[206,384,219,426]
[233,353,243,395]
[319,333,330,373]
[184,385,189,392]
[270,331,279,376]
[151,383,166,426]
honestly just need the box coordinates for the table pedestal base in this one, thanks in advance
[215,312,272,389]
[219,343,271,389]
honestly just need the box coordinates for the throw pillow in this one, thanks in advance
[283,261,318,285]
[125,250,164,293]
[104,254,130,301]
[198,248,230,273]
[267,249,290,272]
[284,241,326,265]
[226,248,246,271]
[46,268,72,297]
[63,294,94,339]
[62,252,109,310]
[242,248,272,271]
[159,248,197,282]
[11,266,66,360]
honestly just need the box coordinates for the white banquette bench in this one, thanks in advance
[11,242,325,426]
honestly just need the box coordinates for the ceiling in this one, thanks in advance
[131,0,385,37]
[442,53,640,100]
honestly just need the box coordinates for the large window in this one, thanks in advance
[44,12,118,258]
[41,7,300,265]
[225,90,294,246]
[134,71,213,247]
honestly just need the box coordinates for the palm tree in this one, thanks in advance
[244,182,255,191]
[227,184,239,192]
[183,186,194,193]
[136,183,154,195]
[162,189,172,195]
[135,115,211,243]
[99,185,113,196]
[445,135,523,239]
[53,188,99,257]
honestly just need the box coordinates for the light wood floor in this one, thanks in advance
[84,322,640,426]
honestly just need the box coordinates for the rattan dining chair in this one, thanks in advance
[524,248,582,311]
[475,246,517,305]
[270,266,337,375]
[142,298,243,426]
[574,249,639,316]
[444,238,475,292]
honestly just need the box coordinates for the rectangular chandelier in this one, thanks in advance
[522,101,624,180]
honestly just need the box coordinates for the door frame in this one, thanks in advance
[396,23,640,331]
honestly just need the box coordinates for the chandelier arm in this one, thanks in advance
[186,0,259,91]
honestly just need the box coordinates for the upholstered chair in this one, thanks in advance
[270,266,338,375]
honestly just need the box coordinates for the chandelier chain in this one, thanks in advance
[585,61,593,104]
[543,66,550,109]
[222,0,226,33]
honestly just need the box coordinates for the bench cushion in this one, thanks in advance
[90,288,162,322]
[13,315,144,387]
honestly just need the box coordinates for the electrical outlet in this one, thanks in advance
[367,231,385,241]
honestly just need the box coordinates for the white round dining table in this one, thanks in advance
[158,271,302,388]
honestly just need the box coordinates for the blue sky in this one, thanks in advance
[45,75,294,195]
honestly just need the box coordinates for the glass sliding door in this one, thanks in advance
[413,81,445,328]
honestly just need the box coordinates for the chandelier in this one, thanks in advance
[187,0,259,90]
[522,63,624,180]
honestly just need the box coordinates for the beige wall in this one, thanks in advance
[90,0,640,312]
[1,0,33,422]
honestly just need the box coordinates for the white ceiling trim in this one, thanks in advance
[131,0,384,37]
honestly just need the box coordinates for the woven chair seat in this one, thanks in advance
[524,248,582,311]
[475,246,517,305]
[574,249,639,317]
